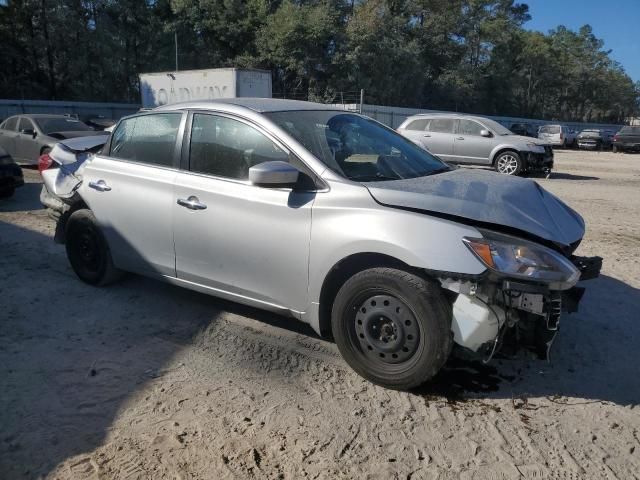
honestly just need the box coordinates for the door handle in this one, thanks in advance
[88,180,111,192]
[177,196,207,210]
[422,134,431,137]
[456,137,465,140]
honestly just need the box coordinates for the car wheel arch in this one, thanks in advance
[55,199,91,244]
[317,252,425,339]
[491,147,522,166]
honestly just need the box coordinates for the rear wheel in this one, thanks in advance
[65,209,122,286]
[331,268,452,390]
[0,188,15,199]
[495,151,522,175]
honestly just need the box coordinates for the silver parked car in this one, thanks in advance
[0,114,108,164]
[537,124,577,148]
[397,114,554,176]
[41,99,600,390]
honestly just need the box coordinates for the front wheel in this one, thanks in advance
[331,268,452,390]
[65,209,123,286]
[495,151,522,175]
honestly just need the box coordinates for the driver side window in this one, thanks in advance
[189,114,289,180]
[458,119,484,136]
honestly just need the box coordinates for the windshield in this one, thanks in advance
[265,111,450,182]
[35,117,93,134]
[479,118,513,136]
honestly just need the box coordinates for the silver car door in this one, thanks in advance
[401,118,430,149]
[422,118,455,161]
[16,118,41,164]
[173,112,314,313]
[0,117,20,159]
[79,112,185,277]
[453,119,494,165]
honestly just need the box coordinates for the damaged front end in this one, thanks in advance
[439,230,602,361]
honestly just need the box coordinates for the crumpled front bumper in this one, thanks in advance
[445,254,603,360]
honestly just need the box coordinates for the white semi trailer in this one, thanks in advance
[139,68,272,108]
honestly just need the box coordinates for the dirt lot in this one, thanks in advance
[1,150,639,479]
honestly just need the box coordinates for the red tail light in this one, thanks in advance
[38,153,53,173]
[560,133,564,140]
[613,135,619,142]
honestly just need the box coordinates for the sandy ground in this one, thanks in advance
[1,150,639,479]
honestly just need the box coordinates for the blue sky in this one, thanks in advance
[523,0,640,82]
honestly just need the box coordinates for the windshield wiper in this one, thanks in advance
[351,173,399,182]
[423,167,451,176]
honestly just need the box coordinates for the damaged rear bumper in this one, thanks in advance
[441,254,602,360]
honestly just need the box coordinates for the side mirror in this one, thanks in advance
[249,161,299,188]
[480,129,492,137]
[20,128,36,137]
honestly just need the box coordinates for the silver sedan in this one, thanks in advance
[42,99,600,390]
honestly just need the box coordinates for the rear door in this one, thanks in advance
[453,119,493,165]
[399,118,430,147]
[80,112,186,277]
[15,117,41,163]
[173,111,314,313]
[0,117,20,158]
[422,117,455,161]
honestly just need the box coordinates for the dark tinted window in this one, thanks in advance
[35,117,93,134]
[427,118,455,134]
[110,113,182,167]
[2,117,18,131]
[406,119,429,131]
[189,114,289,180]
[458,119,484,136]
[18,118,35,132]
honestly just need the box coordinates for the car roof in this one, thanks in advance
[156,98,344,113]
[7,114,80,120]
[408,113,494,123]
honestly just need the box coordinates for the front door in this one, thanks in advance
[453,119,494,165]
[16,117,41,163]
[173,112,314,313]
[80,112,185,277]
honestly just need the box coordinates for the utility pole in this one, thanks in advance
[359,89,364,114]
[175,32,179,72]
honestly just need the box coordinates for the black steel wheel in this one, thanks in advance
[65,209,122,286]
[331,268,452,390]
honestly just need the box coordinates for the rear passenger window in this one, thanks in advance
[110,113,182,167]
[3,117,18,131]
[189,114,289,180]
[406,119,429,131]
[427,118,454,134]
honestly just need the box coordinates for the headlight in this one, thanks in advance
[526,143,543,151]
[463,231,580,290]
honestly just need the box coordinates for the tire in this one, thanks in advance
[65,209,122,286]
[495,151,523,175]
[0,188,15,199]
[331,268,453,390]
[613,145,619,153]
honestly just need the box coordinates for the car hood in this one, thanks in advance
[504,134,547,145]
[365,169,585,247]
